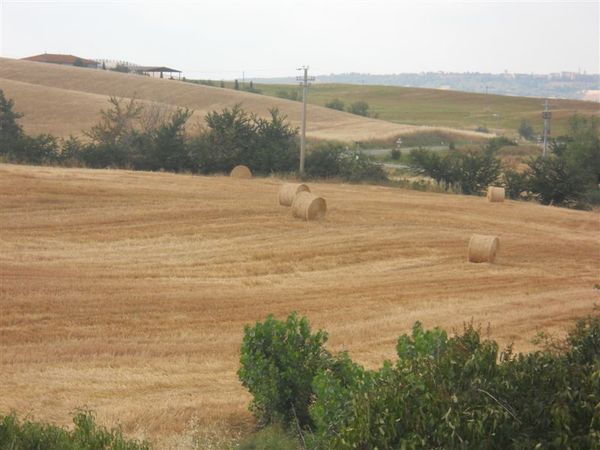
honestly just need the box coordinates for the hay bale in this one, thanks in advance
[278,183,311,207]
[292,191,326,221]
[230,165,252,179]
[487,186,505,202]
[468,234,500,263]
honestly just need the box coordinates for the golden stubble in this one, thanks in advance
[1,163,598,446]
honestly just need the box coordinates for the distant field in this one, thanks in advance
[253,82,600,136]
[1,163,598,447]
[0,58,489,143]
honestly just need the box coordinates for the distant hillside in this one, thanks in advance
[249,82,600,137]
[254,72,600,100]
[0,58,489,142]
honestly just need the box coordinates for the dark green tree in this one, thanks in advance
[325,98,345,111]
[561,115,600,185]
[0,89,24,153]
[527,155,587,205]
[144,108,193,171]
[518,119,535,140]
[347,100,369,117]
[238,312,329,428]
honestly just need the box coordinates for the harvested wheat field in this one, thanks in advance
[1,163,598,446]
[0,57,489,142]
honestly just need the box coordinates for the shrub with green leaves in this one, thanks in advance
[0,410,150,450]
[410,148,501,195]
[237,312,330,429]
[305,144,387,182]
[503,169,530,199]
[239,313,600,449]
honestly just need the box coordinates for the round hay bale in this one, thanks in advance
[487,186,505,202]
[292,191,327,221]
[468,234,500,263]
[278,183,311,207]
[230,165,252,179]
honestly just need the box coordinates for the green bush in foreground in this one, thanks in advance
[239,312,600,449]
[238,312,330,429]
[0,410,150,450]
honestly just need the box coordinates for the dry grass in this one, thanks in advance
[0,57,490,142]
[1,163,598,447]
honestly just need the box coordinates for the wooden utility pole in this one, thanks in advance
[542,99,551,157]
[297,66,314,175]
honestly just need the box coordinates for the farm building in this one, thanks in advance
[21,53,99,68]
[134,66,182,79]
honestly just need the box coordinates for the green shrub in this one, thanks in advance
[527,155,588,205]
[325,98,345,111]
[503,169,529,199]
[191,105,299,175]
[305,144,387,182]
[238,312,329,429]
[239,312,600,449]
[518,120,535,141]
[485,136,517,153]
[410,148,500,194]
[347,101,369,117]
[390,148,401,160]
[0,410,150,450]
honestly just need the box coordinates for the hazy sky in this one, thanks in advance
[1,0,598,79]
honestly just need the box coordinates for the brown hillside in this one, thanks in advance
[1,163,598,446]
[0,57,489,141]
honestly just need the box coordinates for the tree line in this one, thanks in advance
[409,122,600,208]
[0,90,387,182]
[1,89,598,207]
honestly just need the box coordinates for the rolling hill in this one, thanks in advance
[253,82,600,136]
[1,163,598,446]
[0,58,489,142]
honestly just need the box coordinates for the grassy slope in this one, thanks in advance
[1,163,598,446]
[0,58,488,142]
[253,82,600,136]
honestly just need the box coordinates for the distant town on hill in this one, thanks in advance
[254,72,600,101]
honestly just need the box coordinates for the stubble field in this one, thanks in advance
[1,163,598,446]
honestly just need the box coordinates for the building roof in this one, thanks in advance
[135,66,182,73]
[21,53,98,66]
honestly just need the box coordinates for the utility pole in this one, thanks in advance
[542,99,551,157]
[296,66,315,175]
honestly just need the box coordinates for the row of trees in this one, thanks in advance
[409,120,600,208]
[238,311,600,449]
[0,91,299,174]
[325,98,375,117]
[0,90,387,182]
